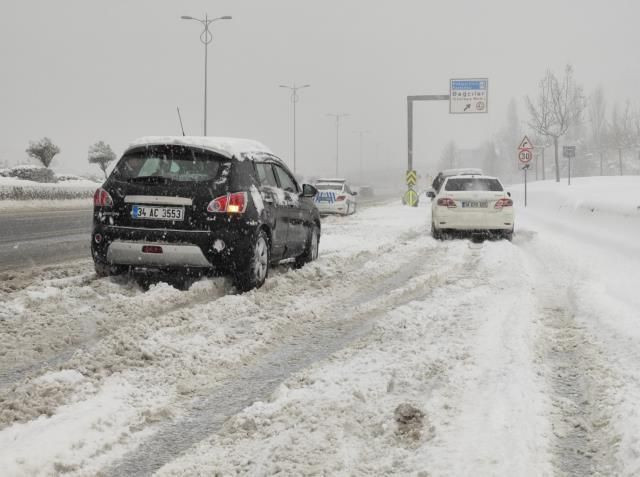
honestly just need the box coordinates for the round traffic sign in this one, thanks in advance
[518,149,533,164]
[403,189,419,207]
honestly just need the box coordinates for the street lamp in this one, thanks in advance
[327,113,349,176]
[353,130,369,184]
[279,84,310,174]
[181,14,232,136]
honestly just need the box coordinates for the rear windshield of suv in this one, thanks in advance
[444,178,504,192]
[113,146,228,183]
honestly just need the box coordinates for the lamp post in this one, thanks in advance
[327,113,349,176]
[354,130,369,184]
[181,14,232,136]
[279,84,310,174]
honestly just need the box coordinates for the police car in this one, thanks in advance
[313,178,358,215]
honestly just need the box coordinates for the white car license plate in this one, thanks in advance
[461,201,488,208]
[131,205,184,220]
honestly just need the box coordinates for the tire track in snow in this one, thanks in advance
[524,249,619,476]
[0,225,430,429]
[104,240,478,476]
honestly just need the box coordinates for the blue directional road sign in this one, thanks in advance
[450,78,489,114]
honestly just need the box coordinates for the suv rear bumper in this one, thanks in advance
[91,223,256,272]
[107,241,212,267]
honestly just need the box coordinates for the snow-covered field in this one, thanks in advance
[0,176,639,476]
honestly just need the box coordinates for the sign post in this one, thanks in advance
[518,136,534,208]
[563,146,576,186]
[406,78,488,207]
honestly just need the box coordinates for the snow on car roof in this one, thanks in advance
[441,168,483,176]
[316,178,346,183]
[446,174,496,179]
[126,136,273,160]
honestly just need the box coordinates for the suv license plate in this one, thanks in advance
[131,205,184,220]
[461,201,488,208]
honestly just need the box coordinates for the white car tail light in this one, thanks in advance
[437,197,457,208]
[494,198,513,209]
[93,188,113,207]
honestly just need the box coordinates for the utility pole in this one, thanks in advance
[354,130,369,184]
[279,84,310,174]
[327,113,349,176]
[181,14,232,135]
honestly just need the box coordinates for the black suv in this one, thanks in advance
[91,137,320,291]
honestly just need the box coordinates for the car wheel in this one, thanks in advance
[295,224,320,269]
[504,229,514,241]
[235,229,270,292]
[351,202,357,215]
[431,222,442,240]
[94,261,126,278]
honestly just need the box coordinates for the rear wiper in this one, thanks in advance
[127,176,172,184]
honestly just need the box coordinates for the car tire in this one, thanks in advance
[94,261,126,278]
[234,229,270,292]
[295,224,320,269]
[504,229,514,241]
[431,222,442,240]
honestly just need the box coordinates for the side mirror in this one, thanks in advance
[352,191,358,196]
[426,190,435,199]
[301,184,318,198]
[507,191,511,197]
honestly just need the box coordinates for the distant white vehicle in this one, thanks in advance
[314,179,358,215]
[431,174,514,240]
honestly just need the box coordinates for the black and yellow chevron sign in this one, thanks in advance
[406,170,417,186]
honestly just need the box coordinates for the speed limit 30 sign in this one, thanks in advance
[518,149,533,163]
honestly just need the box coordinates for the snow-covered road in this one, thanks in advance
[0,177,639,476]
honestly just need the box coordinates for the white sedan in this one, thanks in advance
[429,175,514,240]
[313,180,358,215]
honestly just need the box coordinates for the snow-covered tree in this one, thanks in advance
[609,102,634,175]
[526,65,585,182]
[88,141,117,179]
[25,137,60,168]
[588,86,608,176]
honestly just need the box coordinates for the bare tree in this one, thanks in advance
[609,101,634,175]
[88,141,117,179]
[588,86,608,176]
[526,65,585,182]
[25,137,60,168]
[529,132,551,180]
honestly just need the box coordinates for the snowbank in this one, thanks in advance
[0,176,98,209]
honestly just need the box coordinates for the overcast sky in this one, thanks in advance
[1,0,639,183]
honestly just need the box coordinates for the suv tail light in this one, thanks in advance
[437,197,457,208]
[495,198,513,209]
[93,188,113,207]
[207,192,248,214]
[336,195,346,201]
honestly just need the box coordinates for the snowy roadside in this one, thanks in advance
[0,175,97,210]
[512,177,640,475]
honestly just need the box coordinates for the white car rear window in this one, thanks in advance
[445,178,503,192]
